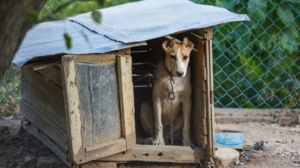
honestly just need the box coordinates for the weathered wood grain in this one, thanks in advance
[75,63,93,148]
[21,77,67,130]
[31,59,61,71]
[74,54,117,64]
[22,117,70,166]
[99,145,206,163]
[61,55,86,164]
[76,63,121,146]
[208,27,215,157]
[36,66,63,87]
[21,67,64,103]
[20,100,68,150]
[117,55,136,150]
[205,27,215,157]
[85,138,126,162]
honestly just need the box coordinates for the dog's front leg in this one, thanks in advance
[152,96,164,145]
[182,97,193,146]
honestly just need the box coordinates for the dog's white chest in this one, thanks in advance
[162,77,187,93]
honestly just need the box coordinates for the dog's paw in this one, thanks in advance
[182,139,193,146]
[144,137,154,144]
[153,136,165,145]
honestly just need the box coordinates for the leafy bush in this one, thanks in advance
[194,0,300,108]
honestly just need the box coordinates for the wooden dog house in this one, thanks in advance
[14,0,249,167]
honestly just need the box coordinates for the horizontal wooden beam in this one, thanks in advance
[98,145,206,163]
[31,60,61,71]
[85,138,126,163]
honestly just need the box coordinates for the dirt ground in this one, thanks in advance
[0,121,299,168]
[215,122,300,168]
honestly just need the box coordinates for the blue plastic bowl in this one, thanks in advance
[215,131,244,149]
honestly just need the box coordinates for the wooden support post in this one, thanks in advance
[117,55,136,150]
[61,55,86,164]
[99,145,206,163]
[205,27,215,157]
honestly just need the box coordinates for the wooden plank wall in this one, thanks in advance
[20,66,69,164]
[23,118,70,166]
[204,27,215,157]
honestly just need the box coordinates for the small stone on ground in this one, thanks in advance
[214,148,239,168]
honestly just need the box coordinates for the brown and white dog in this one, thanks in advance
[140,37,194,146]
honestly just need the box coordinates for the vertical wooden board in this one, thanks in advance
[117,55,136,149]
[21,68,64,103]
[36,66,63,87]
[208,27,215,156]
[23,118,70,166]
[193,115,207,135]
[76,63,93,148]
[76,63,121,146]
[61,55,85,164]
[205,27,214,156]
[193,89,207,110]
[20,100,68,150]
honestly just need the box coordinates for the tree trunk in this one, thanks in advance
[0,0,48,83]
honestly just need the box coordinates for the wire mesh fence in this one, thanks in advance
[0,0,299,126]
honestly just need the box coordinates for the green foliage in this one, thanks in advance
[39,0,136,21]
[64,33,72,49]
[92,10,102,23]
[193,0,300,108]
[0,65,21,116]
[27,9,39,23]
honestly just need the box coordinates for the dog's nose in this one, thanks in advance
[177,71,183,77]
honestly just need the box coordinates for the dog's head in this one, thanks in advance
[162,37,194,77]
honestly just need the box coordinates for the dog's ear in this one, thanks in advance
[183,37,194,52]
[162,38,176,51]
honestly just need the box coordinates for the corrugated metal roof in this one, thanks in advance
[13,20,145,66]
[68,0,249,43]
[13,0,249,66]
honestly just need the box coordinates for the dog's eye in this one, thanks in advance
[171,55,176,60]
[183,55,188,60]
